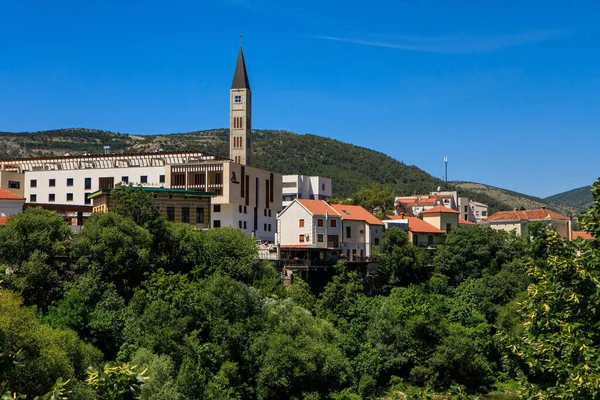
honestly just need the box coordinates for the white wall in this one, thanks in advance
[24,166,167,205]
[277,202,315,246]
[0,199,24,216]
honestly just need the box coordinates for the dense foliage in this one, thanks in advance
[0,182,599,398]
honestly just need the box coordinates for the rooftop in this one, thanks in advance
[88,187,217,200]
[231,47,250,90]
[297,199,340,216]
[384,215,445,234]
[0,188,25,200]
[572,231,595,241]
[459,218,476,225]
[330,204,384,225]
[484,208,568,222]
[0,216,8,225]
[422,205,460,214]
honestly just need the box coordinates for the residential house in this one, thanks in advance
[481,207,572,239]
[0,187,25,225]
[382,215,446,248]
[330,203,384,261]
[422,205,460,234]
[457,197,489,223]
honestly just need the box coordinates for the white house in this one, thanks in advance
[282,175,332,207]
[329,203,384,260]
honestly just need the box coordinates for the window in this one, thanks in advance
[244,206,247,214]
[99,177,114,189]
[67,178,74,187]
[121,176,129,184]
[30,179,37,188]
[264,223,267,231]
[464,214,468,220]
[196,207,205,224]
[85,177,92,190]
[268,224,272,231]
[234,95,242,103]
[476,211,480,216]
[322,183,325,191]
[317,218,324,227]
[213,220,221,228]
[428,235,434,245]
[49,179,55,187]
[346,226,352,238]
[159,175,165,183]
[182,207,190,223]
[243,221,247,229]
[215,173,222,185]
[374,237,380,246]
[446,223,452,233]
[66,193,73,201]
[268,210,272,217]
[30,194,37,202]
[214,204,221,213]
[85,193,91,205]
[464,205,468,212]
[48,194,55,202]
[140,176,148,184]
[318,234,324,242]
[173,173,185,186]
[264,209,268,217]
[8,181,20,189]
[167,207,175,222]
[282,182,297,188]
[482,211,487,217]
[331,219,337,228]
[239,221,243,228]
[239,205,243,213]
[299,234,305,243]
[299,219,304,227]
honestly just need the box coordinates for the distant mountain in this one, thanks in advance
[544,186,593,216]
[454,182,574,217]
[0,128,515,213]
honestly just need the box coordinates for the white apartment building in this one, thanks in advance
[282,175,332,208]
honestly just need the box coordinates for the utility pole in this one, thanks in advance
[444,156,448,187]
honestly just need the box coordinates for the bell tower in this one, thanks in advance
[230,41,251,165]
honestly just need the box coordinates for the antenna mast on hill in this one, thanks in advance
[444,156,448,187]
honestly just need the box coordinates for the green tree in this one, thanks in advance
[378,228,426,289]
[504,178,600,398]
[110,184,160,228]
[352,184,395,218]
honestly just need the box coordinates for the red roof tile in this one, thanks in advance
[0,188,24,200]
[330,204,384,225]
[484,208,568,222]
[297,200,340,216]
[422,205,460,214]
[459,218,475,225]
[572,231,595,241]
[384,215,444,234]
[0,216,8,225]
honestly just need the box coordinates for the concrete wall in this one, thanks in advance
[0,171,25,197]
[423,213,459,233]
[0,199,24,216]
[282,175,332,207]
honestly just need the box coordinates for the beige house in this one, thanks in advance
[481,208,572,239]
[88,187,215,229]
[422,205,460,234]
[330,203,384,260]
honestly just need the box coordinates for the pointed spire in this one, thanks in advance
[231,44,250,90]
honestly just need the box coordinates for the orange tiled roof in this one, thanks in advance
[297,199,340,216]
[0,188,24,200]
[422,205,460,214]
[330,204,384,225]
[384,215,444,234]
[484,208,568,222]
[396,196,441,207]
[572,231,595,241]
[459,218,475,225]
[0,216,8,225]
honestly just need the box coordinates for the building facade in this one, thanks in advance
[0,188,25,218]
[481,208,572,239]
[282,175,332,207]
[382,215,446,248]
[457,197,489,223]
[421,205,460,234]
[230,46,252,165]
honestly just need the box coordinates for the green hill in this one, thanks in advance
[544,186,593,215]
[0,127,515,213]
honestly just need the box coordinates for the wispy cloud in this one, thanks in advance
[310,31,565,54]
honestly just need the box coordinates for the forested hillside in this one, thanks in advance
[544,185,593,215]
[0,128,515,213]
[2,180,600,398]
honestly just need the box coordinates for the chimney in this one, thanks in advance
[541,206,546,210]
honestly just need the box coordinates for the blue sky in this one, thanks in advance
[1,0,599,198]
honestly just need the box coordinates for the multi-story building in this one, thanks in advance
[89,187,214,229]
[0,44,283,242]
[457,197,489,223]
[282,175,332,207]
[421,205,460,234]
[481,207,572,239]
[329,203,383,260]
